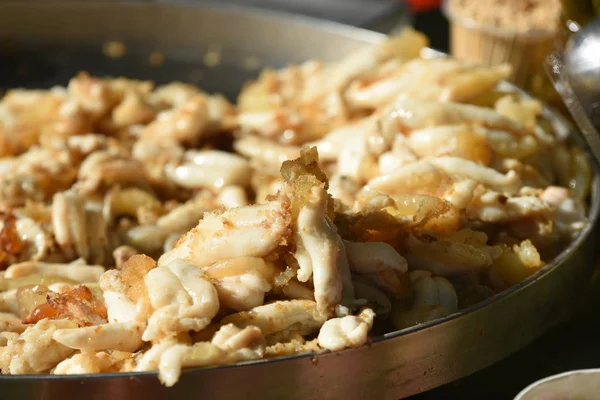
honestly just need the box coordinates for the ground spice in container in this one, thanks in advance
[443,0,562,103]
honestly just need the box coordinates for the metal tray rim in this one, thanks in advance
[0,1,597,383]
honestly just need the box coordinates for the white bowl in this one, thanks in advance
[514,369,600,400]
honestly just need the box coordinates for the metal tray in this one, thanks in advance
[0,2,598,399]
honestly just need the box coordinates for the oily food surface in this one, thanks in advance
[0,28,591,386]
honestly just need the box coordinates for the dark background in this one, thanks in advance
[413,8,449,52]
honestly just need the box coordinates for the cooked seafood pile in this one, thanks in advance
[0,28,590,386]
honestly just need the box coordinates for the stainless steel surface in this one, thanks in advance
[0,3,598,399]
[565,18,600,92]
[555,17,600,165]
[546,52,600,166]
[0,1,386,99]
[564,18,600,127]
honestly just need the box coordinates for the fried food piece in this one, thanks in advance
[204,257,280,312]
[0,312,27,333]
[380,97,528,136]
[23,284,107,326]
[53,349,133,375]
[164,150,252,191]
[390,270,458,330]
[364,160,482,208]
[222,300,326,337]
[0,27,591,387]
[317,308,375,351]
[75,149,151,195]
[122,195,214,255]
[143,259,219,342]
[337,193,461,247]
[136,324,265,387]
[402,229,500,276]
[5,260,105,283]
[99,254,156,324]
[344,241,408,297]
[282,147,354,314]
[0,212,23,269]
[158,200,291,269]
[488,240,543,290]
[139,94,236,146]
[0,319,78,374]
[0,89,66,157]
[53,321,144,352]
[345,58,511,109]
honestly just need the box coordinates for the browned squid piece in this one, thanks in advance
[281,147,355,316]
[73,147,153,195]
[0,212,24,270]
[0,319,78,374]
[52,349,136,375]
[139,89,237,147]
[487,239,544,291]
[0,88,67,157]
[400,229,502,277]
[130,139,190,200]
[119,192,219,257]
[0,146,79,209]
[22,284,107,327]
[389,270,459,330]
[0,203,56,270]
[51,189,113,265]
[335,193,460,299]
[345,58,512,110]
[153,192,293,320]
[66,72,156,134]
[379,97,531,137]
[0,86,102,156]
[133,323,266,387]
[0,259,105,323]
[336,192,461,246]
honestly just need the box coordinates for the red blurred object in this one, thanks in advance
[405,0,442,13]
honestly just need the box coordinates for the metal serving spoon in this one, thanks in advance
[546,17,600,165]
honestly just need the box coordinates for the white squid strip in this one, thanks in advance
[158,200,290,268]
[317,308,375,352]
[233,135,300,170]
[53,321,145,352]
[429,157,521,194]
[381,98,525,135]
[143,259,219,341]
[294,186,354,315]
[5,261,105,282]
[165,150,251,191]
[221,300,326,337]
